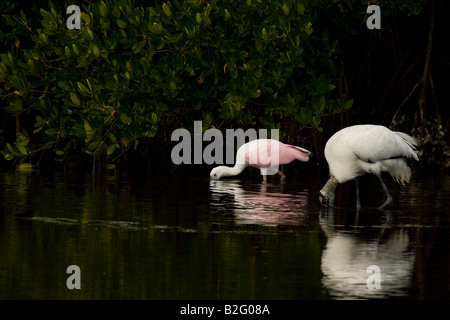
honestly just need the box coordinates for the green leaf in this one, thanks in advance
[151,112,158,124]
[65,46,71,57]
[84,121,95,141]
[6,143,14,153]
[109,133,117,143]
[224,9,231,20]
[18,145,27,155]
[81,12,91,26]
[92,45,100,58]
[45,128,59,136]
[106,144,116,155]
[86,78,92,93]
[344,99,354,111]
[87,140,100,152]
[77,82,90,95]
[120,113,132,125]
[99,1,107,16]
[196,12,202,24]
[297,4,305,15]
[305,22,313,36]
[162,3,171,17]
[70,92,81,106]
[87,28,94,40]
[148,22,161,34]
[33,126,44,134]
[72,44,80,55]
[262,28,268,40]
[312,114,321,128]
[40,9,53,22]
[126,61,132,72]
[116,19,127,29]
[132,41,146,54]
[84,121,93,132]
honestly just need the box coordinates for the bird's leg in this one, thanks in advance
[277,170,286,180]
[262,175,267,182]
[355,177,361,210]
[377,173,392,209]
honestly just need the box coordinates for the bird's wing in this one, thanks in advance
[393,131,418,148]
[350,127,418,162]
[241,139,311,166]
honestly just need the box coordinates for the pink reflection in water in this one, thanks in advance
[210,180,308,226]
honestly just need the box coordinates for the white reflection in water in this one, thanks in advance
[320,209,415,299]
[209,180,308,226]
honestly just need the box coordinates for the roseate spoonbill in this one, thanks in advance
[210,139,311,181]
[210,180,309,225]
[319,125,419,209]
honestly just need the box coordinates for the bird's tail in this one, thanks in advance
[382,158,412,186]
[394,131,419,161]
[286,145,311,162]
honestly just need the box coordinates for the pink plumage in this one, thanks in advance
[210,139,311,180]
[285,145,311,162]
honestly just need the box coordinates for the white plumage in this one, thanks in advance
[319,124,419,209]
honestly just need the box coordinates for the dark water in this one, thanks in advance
[0,166,449,300]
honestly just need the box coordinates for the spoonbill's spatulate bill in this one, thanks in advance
[210,139,311,181]
[319,124,419,209]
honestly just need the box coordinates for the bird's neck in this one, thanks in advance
[320,176,339,206]
[323,176,339,191]
[220,164,247,177]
